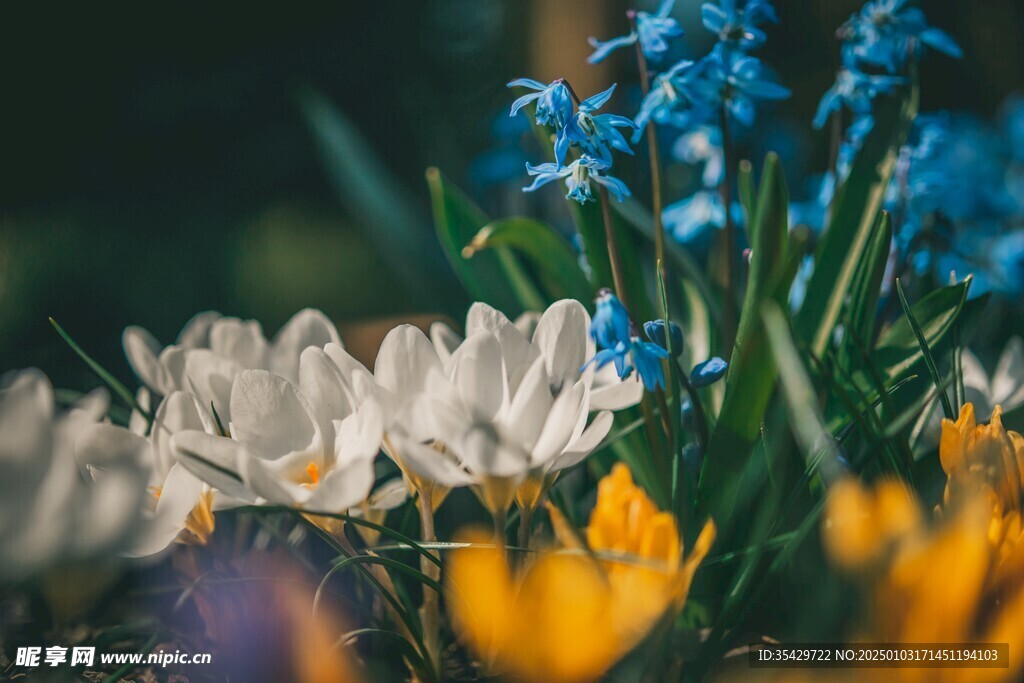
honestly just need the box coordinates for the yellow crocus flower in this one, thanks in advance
[821,403,1024,682]
[448,463,715,683]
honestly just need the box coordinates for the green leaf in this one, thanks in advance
[426,168,545,314]
[462,217,591,302]
[698,153,791,512]
[838,212,892,370]
[871,277,972,380]
[895,278,955,420]
[737,159,756,243]
[794,80,919,357]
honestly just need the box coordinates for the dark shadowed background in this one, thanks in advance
[2,0,1021,394]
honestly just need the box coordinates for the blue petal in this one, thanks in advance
[656,0,676,19]
[509,92,541,117]
[701,4,726,33]
[919,27,963,58]
[580,83,617,112]
[507,78,547,91]
[594,173,632,202]
[813,88,840,130]
[587,34,637,64]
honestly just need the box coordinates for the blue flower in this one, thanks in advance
[813,66,903,130]
[691,357,728,387]
[633,59,710,141]
[691,45,790,126]
[562,84,637,164]
[643,319,684,357]
[701,0,778,49]
[523,155,631,204]
[672,125,724,186]
[591,341,633,380]
[840,0,962,73]
[631,338,670,390]
[790,174,835,233]
[1002,94,1024,165]
[589,289,631,351]
[508,78,574,130]
[663,190,727,244]
[588,0,683,64]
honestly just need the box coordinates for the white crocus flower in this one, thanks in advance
[77,391,256,556]
[172,344,379,518]
[123,308,341,422]
[376,300,626,516]
[430,301,643,410]
[0,369,148,577]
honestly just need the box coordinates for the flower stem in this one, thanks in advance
[517,504,533,555]
[417,487,440,673]
[599,186,632,311]
[718,105,737,349]
[631,18,667,271]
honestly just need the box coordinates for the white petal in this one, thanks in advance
[123,326,172,394]
[450,332,505,422]
[75,423,150,470]
[0,369,54,473]
[306,457,375,512]
[271,309,342,383]
[456,424,528,478]
[548,411,613,471]
[176,311,222,348]
[184,349,244,423]
[466,302,537,393]
[532,383,586,465]
[229,370,320,460]
[150,392,216,477]
[129,387,151,436]
[504,357,553,452]
[333,400,384,463]
[389,436,474,488]
[429,321,463,367]
[241,456,308,506]
[324,343,373,391]
[532,299,590,394]
[514,311,542,341]
[960,348,991,399]
[300,347,354,450]
[993,337,1024,407]
[368,477,410,511]
[159,345,188,393]
[590,377,645,410]
[171,430,256,502]
[129,462,204,557]
[374,325,441,397]
[210,318,269,369]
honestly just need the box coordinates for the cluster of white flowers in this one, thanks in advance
[0,301,642,575]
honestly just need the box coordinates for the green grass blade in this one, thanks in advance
[895,279,954,420]
[49,317,151,423]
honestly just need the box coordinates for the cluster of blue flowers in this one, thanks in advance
[592,0,788,245]
[816,0,961,151]
[888,109,1024,296]
[507,79,635,204]
[586,289,728,392]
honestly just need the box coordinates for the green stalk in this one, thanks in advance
[718,105,738,349]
